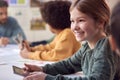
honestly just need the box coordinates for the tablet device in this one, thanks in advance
[12,65,26,77]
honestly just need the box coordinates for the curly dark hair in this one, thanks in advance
[40,1,71,30]
[0,0,8,7]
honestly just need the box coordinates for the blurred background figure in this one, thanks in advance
[109,1,120,55]
[20,0,81,61]
[109,2,120,79]
[109,2,120,80]
[0,0,26,46]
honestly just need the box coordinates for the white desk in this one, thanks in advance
[0,45,83,80]
[0,45,23,80]
[0,45,54,80]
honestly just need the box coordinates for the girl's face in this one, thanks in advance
[70,8,100,42]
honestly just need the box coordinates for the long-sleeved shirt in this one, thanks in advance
[43,37,120,80]
[0,17,26,44]
[29,28,81,61]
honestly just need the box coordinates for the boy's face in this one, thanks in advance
[0,7,8,24]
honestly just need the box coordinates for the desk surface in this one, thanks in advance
[0,45,54,80]
[0,45,23,80]
[0,45,82,80]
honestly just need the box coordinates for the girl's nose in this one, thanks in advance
[72,22,80,30]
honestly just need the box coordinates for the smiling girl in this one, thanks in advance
[23,0,120,80]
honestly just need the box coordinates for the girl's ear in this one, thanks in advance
[96,20,105,30]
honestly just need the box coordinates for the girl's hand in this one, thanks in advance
[23,72,47,80]
[23,63,43,72]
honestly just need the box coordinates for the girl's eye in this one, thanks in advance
[70,19,85,23]
[70,20,74,23]
[79,19,85,22]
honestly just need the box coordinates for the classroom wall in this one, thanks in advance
[8,7,54,42]
[106,0,119,10]
[8,0,119,42]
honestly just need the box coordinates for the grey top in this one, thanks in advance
[0,17,26,44]
[43,37,120,80]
